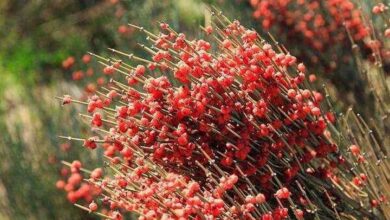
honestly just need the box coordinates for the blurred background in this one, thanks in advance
[0,0,387,219]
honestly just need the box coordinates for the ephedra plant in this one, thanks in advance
[56,8,390,220]
[248,0,390,119]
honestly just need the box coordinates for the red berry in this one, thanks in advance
[385,28,390,38]
[222,39,232,48]
[245,195,256,204]
[91,168,103,180]
[160,23,169,30]
[83,137,97,149]
[255,193,266,204]
[275,187,291,199]
[62,95,72,105]
[262,213,272,220]
[118,178,127,188]
[89,201,98,212]
[350,145,360,155]
[311,107,321,116]
[92,112,103,127]
[295,209,304,219]
[297,63,306,72]
[56,180,66,189]
[287,89,297,98]
[205,26,213,34]
[103,66,115,75]
[82,54,92,64]
[71,160,82,169]
[118,25,129,34]
[62,56,75,69]
[177,133,188,146]
[309,74,317,82]
[135,65,146,75]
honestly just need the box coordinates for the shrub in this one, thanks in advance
[57,9,390,219]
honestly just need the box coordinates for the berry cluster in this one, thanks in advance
[56,161,102,204]
[58,11,388,220]
[249,0,369,67]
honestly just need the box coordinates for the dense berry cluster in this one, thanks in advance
[249,0,369,67]
[56,161,102,204]
[58,11,389,220]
